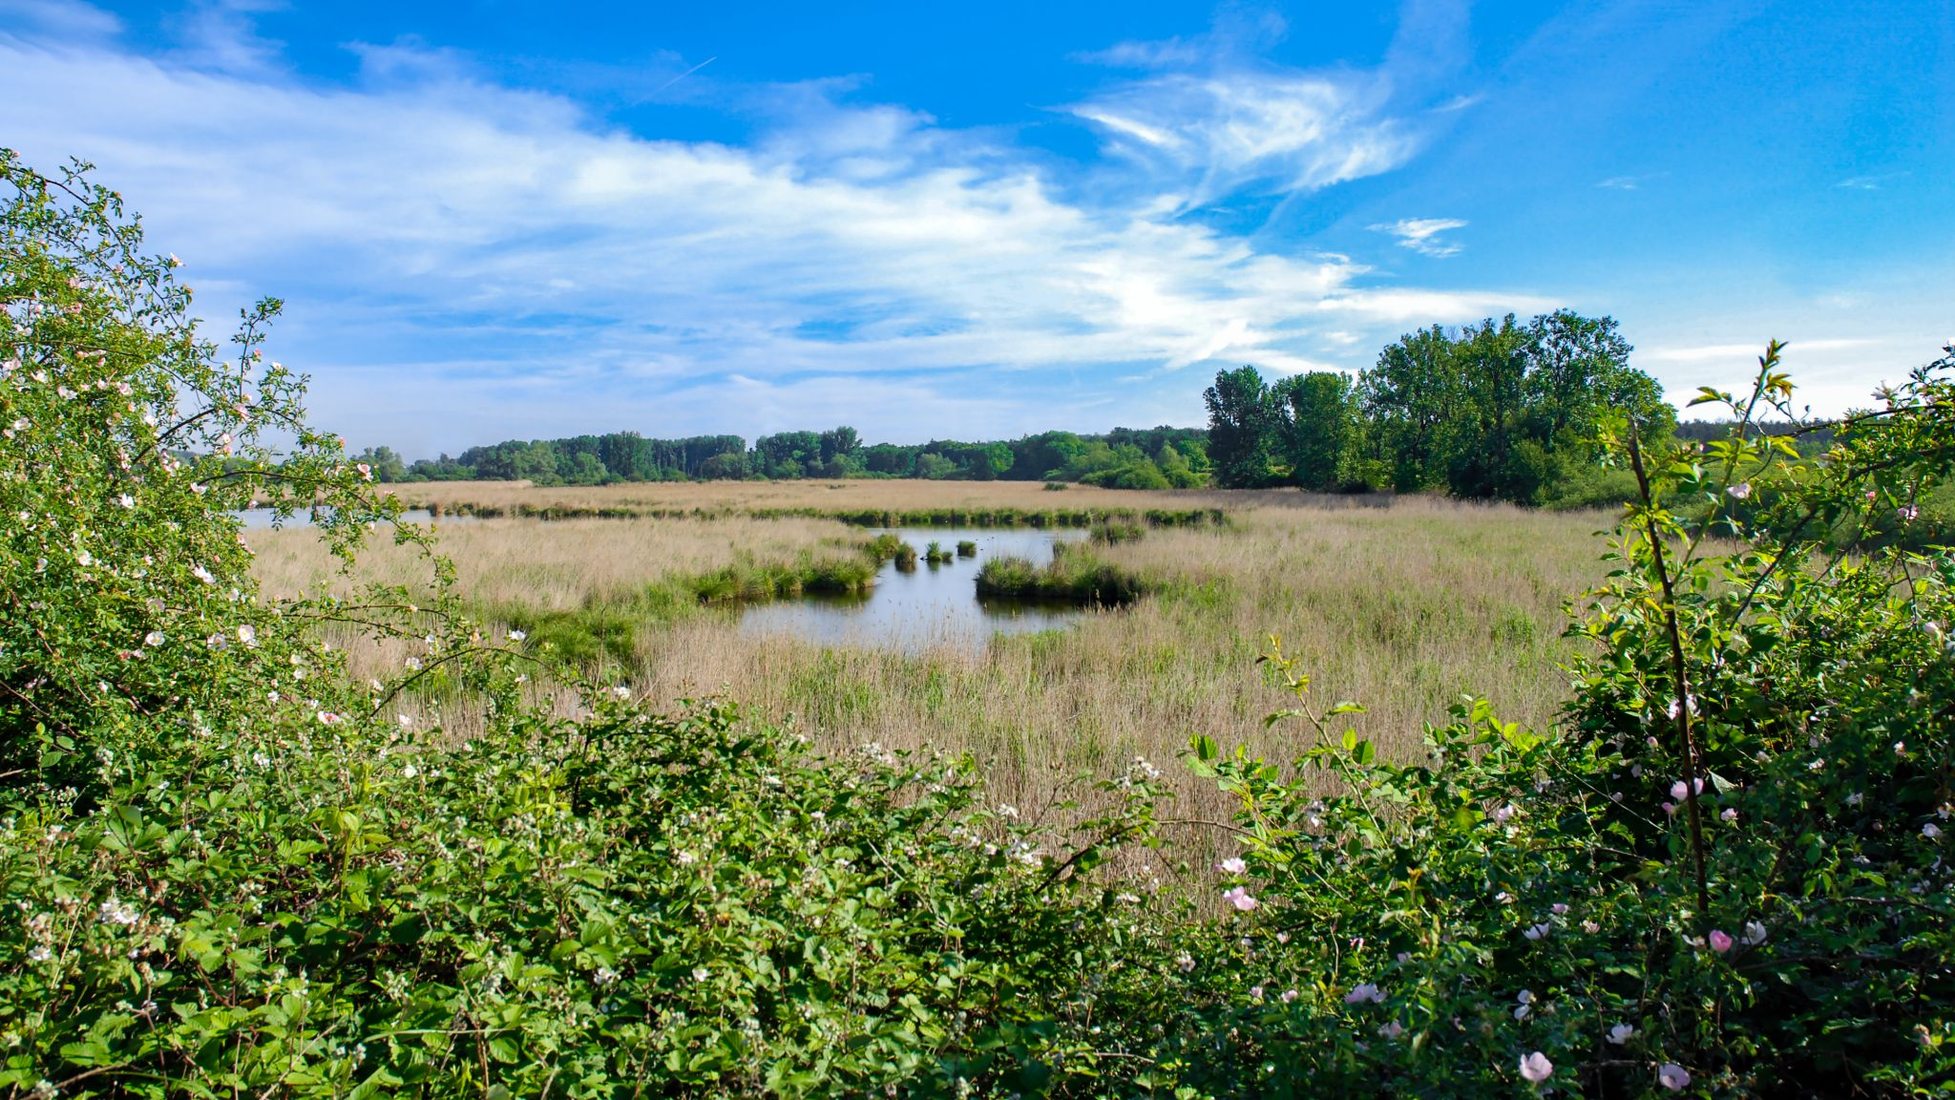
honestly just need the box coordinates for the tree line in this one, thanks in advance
[355,309,1681,504]
[357,425,1210,488]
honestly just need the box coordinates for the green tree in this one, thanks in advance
[1202,365,1278,488]
[1274,371,1359,491]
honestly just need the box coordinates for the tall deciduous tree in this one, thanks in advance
[1203,365,1278,488]
[1274,371,1360,492]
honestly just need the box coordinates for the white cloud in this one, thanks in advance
[1069,72,1420,208]
[1370,217,1468,257]
[0,0,119,40]
[0,23,1538,451]
[1638,338,1876,365]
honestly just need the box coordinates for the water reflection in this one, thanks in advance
[738,527,1093,650]
[232,507,451,529]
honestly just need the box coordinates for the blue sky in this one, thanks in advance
[2,0,1949,456]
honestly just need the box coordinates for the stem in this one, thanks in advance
[1625,419,1712,919]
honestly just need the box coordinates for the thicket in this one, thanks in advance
[7,153,1955,1097]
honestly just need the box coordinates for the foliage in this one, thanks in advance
[1199,312,1670,501]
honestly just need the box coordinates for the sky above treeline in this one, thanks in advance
[3,0,1950,457]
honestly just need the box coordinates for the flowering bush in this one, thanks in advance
[1127,344,1955,1095]
[5,151,1953,1097]
[0,153,1173,1097]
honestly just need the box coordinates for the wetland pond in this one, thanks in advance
[738,526,1094,650]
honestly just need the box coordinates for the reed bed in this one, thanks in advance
[248,483,1615,868]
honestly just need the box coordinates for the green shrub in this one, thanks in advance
[0,151,1174,1099]
[956,539,978,557]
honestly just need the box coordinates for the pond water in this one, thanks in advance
[232,507,451,529]
[737,526,1094,651]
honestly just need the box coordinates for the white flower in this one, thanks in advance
[612,685,632,699]
[1279,988,1298,1004]
[1524,922,1552,941]
[1343,983,1385,1005]
[1222,886,1259,912]
[1607,1022,1635,1045]
[1216,857,1246,875]
[1519,1051,1553,1083]
[1378,1020,1404,1040]
[97,897,138,926]
[1925,822,1943,840]
[1492,803,1517,823]
[1513,989,1534,1020]
[1845,791,1864,807]
[75,548,93,567]
[1726,482,1752,500]
[191,563,215,585]
[1741,921,1767,945]
[1721,807,1738,822]
[1582,919,1601,934]
[400,764,418,779]
[1175,953,1195,973]
[315,710,341,726]
[118,493,135,509]
[27,944,51,962]
[398,714,413,729]
[507,629,526,641]
[144,630,165,647]
[692,966,711,983]
[1658,1063,1691,1090]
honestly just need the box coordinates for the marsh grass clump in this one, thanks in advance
[956,539,978,557]
[924,540,954,564]
[975,551,1148,606]
[893,542,919,571]
[1089,521,1143,545]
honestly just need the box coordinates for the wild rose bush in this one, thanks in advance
[6,150,1954,1097]
[0,153,1175,1097]
[1128,346,1955,1096]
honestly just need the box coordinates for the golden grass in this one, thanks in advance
[249,481,1615,868]
[382,477,1206,515]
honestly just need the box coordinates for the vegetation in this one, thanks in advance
[362,425,1210,489]
[1204,311,1672,505]
[10,153,1955,1096]
[974,552,1148,606]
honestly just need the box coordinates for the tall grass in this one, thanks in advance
[249,484,1613,868]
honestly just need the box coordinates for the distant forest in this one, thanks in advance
[354,310,1830,505]
[355,425,1211,490]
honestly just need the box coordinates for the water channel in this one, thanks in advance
[737,526,1094,651]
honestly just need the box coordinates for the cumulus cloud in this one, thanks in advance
[0,13,1537,450]
[1371,217,1468,257]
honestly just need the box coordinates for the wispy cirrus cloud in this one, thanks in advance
[0,0,1546,452]
[1370,217,1467,257]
